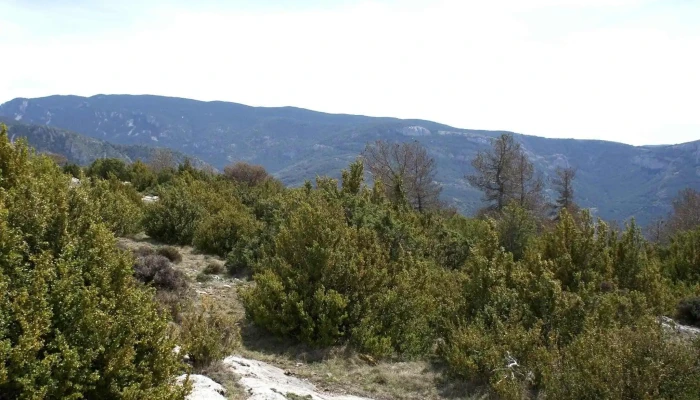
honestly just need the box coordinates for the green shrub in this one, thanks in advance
[196,272,213,283]
[86,157,130,181]
[180,299,240,370]
[662,227,700,285]
[441,320,546,399]
[143,177,209,244]
[193,204,258,257]
[62,163,82,178]
[496,203,538,261]
[158,245,183,263]
[0,126,188,398]
[241,191,447,356]
[82,176,144,236]
[353,260,461,358]
[676,296,700,327]
[225,235,259,275]
[129,160,158,191]
[144,176,246,247]
[241,195,390,348]
[544,321,700,399]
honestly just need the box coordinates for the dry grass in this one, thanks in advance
[236,324,486,400]
[198,361,248,400]
[118,235,486,400]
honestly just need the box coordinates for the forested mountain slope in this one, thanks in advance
[2,94,697,224]
[0,117,208,168]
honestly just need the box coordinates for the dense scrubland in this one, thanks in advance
[1,124,699,399]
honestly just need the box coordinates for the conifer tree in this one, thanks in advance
[551,166,577,218]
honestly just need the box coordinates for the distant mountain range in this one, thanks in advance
[1,94,698,224]
[0,117,207,168]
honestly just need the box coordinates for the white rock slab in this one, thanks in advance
[142,195,159,203]
[224,356,373,400]
[177,374,227,400]
[660,316,700,339]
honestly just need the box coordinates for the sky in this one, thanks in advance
[1,0,699,145]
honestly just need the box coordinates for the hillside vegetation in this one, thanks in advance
[2,94,699,224]
[0,126,189,398]
[0,118,209,169]
[1,123,699,399]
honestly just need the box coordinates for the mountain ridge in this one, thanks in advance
[0,117,210,169]
[6,94,696,147]
[1,94,698,224]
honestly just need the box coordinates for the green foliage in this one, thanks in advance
[193,203,258,257]
[438,207,699,397]
[61,132,699,397]
[179,299,240,370]
[241,193,385,347]
[0,125,187,399]
[143,176,211,244]
[62,163,82,178]
[81,176,145,236]
[544,321,700,400]
[540,210,614,293]
[353,259,462,358]
[239,163,466,357]
[676,297,700,327]
[241,196,403,352]
[225,235,260,275]
[496,202,538,261]
[129,160,158,191]
[86,157,130,181]
[341,158,364,195]
[143,175,255,256]
[662,226,700,285]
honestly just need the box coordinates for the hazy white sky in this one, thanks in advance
[1,0,699,145]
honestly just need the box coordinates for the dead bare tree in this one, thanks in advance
[223,162,271,186]
[515,151,546,216]
[362,140,442,212]
[149,148,176,173]
[666,188,700,235]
